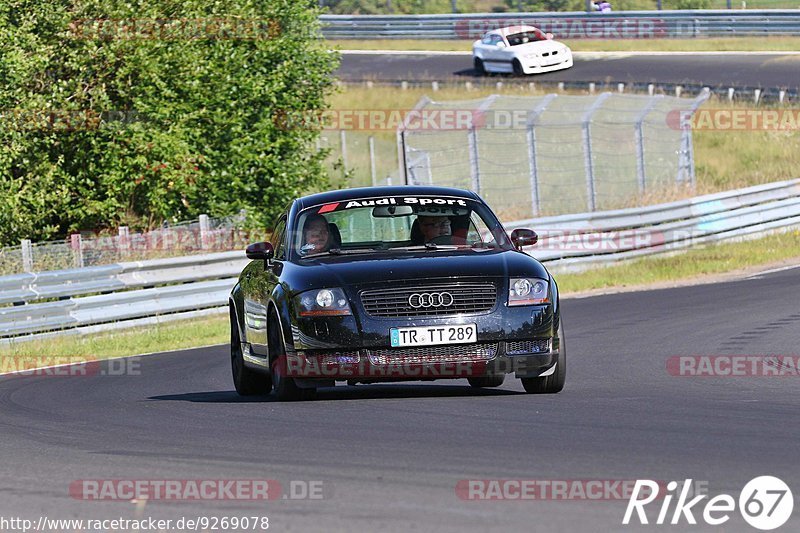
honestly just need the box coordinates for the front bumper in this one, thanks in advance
[521,54,573,74]
[287,304,560,382]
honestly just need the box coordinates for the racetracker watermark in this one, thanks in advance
[667,109,800,131]
[274,109,486,132]
[454,18,670,39]
[456,479,689,501]
[69,479,326,501]
[68,18,280,40]
[667,355,800,377]
[623,477,793,529]
[0,357,140,378]
[534,229,665,252]
[72,227,259,255]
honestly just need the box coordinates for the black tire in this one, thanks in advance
[468,375,505,388]
[231,307,272,396]
[269,311,316,402]
[474,57,486,75]
[512,59,524,76]
[521,321,566,394]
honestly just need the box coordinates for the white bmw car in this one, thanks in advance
[472,25,573,76]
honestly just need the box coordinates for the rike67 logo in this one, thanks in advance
[623,476,793,530]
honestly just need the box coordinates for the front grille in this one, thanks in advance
[367,343,498,365]
[506,339,550,356]
[360,283,497,318]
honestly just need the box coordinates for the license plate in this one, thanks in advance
[390,324,477,348]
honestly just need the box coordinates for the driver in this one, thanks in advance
[417,215,452,244]
[300,214,331,254]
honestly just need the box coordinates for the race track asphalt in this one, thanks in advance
[338,52,800,89]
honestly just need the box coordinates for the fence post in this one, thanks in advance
[581,92,611,212]
[468,94,498,195]
[340,129,348,175]
[467,127,480,194]
[634,95,663,195]
[396,130,407,185]
[525,94,558,217]
[396,96,431,185]
[70,233,84,268]
[199,214,210,250]
[369,135,377,187]
[396,96,431,186]
[21,239,33,272]
[118,226,130,258]
[677,88,710,187]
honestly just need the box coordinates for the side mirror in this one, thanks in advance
[510,228,538,250]
[546,32,554,40]
[496,41,506,48]
[246,241,274,261]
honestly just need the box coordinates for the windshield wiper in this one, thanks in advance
[392,243,461,251]
[301,247,379,258]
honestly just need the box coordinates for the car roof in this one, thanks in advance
[296,185,481,210]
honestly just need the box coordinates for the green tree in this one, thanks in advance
[0,0,339,245]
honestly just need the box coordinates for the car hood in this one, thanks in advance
[513,41,567,54]
[283,249,549,294]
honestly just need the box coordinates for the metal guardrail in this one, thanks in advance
[507,178,800,270]
[0,251,247,306]
[1,179,799,341]
[321,11,800,39]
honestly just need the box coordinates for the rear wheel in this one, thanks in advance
[521,321,566,394]
[474,57,486,75]
[512,59,524,76]
[231,307,272,396]
[269,311,316,402]
[468,375,505,388]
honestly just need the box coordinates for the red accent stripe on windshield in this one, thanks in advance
[318,203,339,214]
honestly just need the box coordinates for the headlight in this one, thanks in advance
[508,278,550,306]
[296,288,352,317]
[524,52,538,59]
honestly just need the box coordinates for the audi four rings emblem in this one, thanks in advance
[408,292,455,308]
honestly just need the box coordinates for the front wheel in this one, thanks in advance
[512,59,524,76]
[521,321,566,394]
[269,313,316,402]
[231,309,272,396]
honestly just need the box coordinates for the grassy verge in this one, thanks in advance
[556,229,800,293]
[0,314,228,363]
[328,37,800,53]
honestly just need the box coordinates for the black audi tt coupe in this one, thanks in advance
[229,186,565,401]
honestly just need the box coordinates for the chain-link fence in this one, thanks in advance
[319,129,398,188]
[0,212,259,276]
[398,91,707,219]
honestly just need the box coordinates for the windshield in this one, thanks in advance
[506,30,547,46]
[291,196,511,259]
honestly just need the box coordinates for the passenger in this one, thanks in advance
[301,214,331,254]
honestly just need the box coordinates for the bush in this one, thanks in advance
[0,0,339,246]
